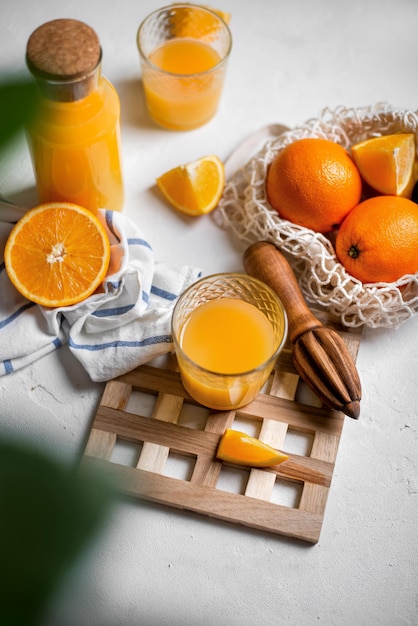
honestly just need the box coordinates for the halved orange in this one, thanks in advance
[5,202,110,307]
[351,133,416,197]
[216,429,289,467]
[156,155,225,216]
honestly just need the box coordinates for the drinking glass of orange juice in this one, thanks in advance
[172,274,288,411]
[136,4,232,131]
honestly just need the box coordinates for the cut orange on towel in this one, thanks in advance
[156,155,225,216]
[216,429,289,467]
[4,202,110,308]
[351,133,416,197]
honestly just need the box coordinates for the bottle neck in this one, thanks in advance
[29,56,103,103]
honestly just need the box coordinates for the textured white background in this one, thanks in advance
[1,1,417,624]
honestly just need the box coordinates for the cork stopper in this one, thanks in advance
[26,19,102,101]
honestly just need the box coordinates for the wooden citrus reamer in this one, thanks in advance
[244,241,361,419]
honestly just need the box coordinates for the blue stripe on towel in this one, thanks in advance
[92,303,135,317]
[151,285,177,301]
[3,359,13,374]
[128,237,153,250]
[104,211,153,251]
[68,334,172,351]
[0,302,36,329]
[105,210,120,242]
[1,337,62,375]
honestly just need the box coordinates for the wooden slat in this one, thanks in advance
[89,405,332,487]
[272,454,333,488]
[94,405,219,457]
[299,431,341,514]
[191,410,236,487]
[136,353,184,473]
[84,429,116,461]
[116,366,190,399]
[270,368,300,399]
[136,391,184,473]
[245,368,297,500]
[84,379,131,459]
[238,393,344,433]
[101,379,132,410]
[81,457,323,544]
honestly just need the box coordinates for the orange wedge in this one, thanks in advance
[205,6,231,24]
[156,155,225,216]
[216,429,289,467]
[171,5,231,39]
[351,133,416,197]
[5,202,110,307]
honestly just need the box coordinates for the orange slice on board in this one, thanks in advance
[351,133,416,197]
[156,155,225,216]
[5,202,110,307]
[216,429,289,467]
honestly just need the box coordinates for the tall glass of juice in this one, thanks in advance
[137,4,232,131]
[172,274,288,411]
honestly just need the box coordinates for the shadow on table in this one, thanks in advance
[116,75,190,135]
[116,76,154,131]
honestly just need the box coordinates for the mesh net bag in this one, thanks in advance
[216,104,418,329]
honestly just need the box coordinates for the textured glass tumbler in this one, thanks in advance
[172,273,288,410]
[137,4,232,130]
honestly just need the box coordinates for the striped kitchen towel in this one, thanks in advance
[0,199,201,381]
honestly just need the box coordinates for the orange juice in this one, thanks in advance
[150,38,221,74]
[141,37,227,130]
[28,78,124,213]
[26,19,124,213]
[178,298,278,410]
[181,299,276,373]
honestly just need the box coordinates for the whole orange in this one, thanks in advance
[335,195,418,284]
[266,138,363,233]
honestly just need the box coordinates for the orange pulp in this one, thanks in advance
[178,298,277,410]
[143,38,225,130]
[28,78,124,213]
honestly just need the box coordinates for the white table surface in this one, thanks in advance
[1,1,418,624]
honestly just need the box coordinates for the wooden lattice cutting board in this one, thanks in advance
[81,309,362,544]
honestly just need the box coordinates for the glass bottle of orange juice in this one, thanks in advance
[26,19,124,213]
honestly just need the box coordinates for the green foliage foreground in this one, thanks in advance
[1,75,114,625]
[0,440,114,626]
[0,75,40,151]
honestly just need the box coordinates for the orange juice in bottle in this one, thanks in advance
[26,19,124,213]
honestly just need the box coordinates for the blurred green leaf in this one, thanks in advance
[0,75,115,624]
[0,75,40,150]
[0,440,114,626]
